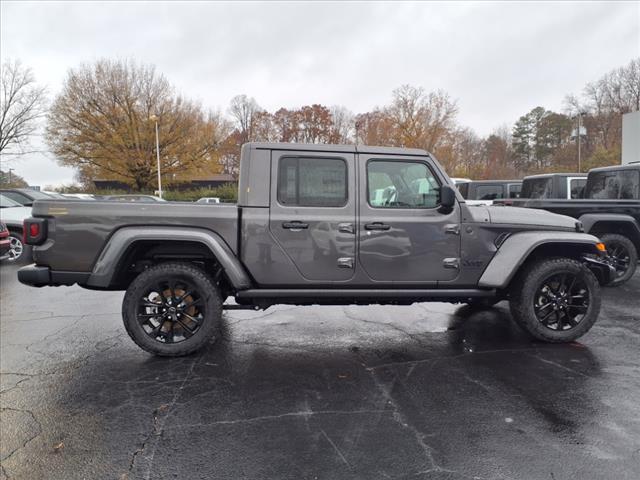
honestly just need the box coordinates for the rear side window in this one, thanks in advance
[475,184,504,200]
[367,160,441,208]
[570,179,586,199]
[508,184,522,198]
[277,157,347,207]
[456,182,469,198]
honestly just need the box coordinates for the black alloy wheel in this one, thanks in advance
[606,241,631,278]
[533,272,589,332]
[137,279,205,344]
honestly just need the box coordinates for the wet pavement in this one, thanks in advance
[1,262,639,480]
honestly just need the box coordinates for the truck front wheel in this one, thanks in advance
[599,233,637,286]
[509,258,601,343]
[122,262,223,356]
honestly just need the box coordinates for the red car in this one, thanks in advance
[0,222,11,260]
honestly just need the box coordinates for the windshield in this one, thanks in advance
[521,178,552,198]
[0,193,23,208]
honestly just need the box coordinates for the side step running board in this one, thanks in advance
[235,288,496,299]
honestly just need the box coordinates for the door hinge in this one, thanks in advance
[337,257,354,269]
[444,224,460,235]
[443,258,460,269]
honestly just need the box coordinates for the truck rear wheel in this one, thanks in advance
[6,231,32,265]
[122,262,222,356]
[599,233,637,286]
[509,258,600,343]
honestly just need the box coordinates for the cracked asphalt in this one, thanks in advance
[1,262,639,480]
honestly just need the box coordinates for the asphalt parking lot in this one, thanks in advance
[1,263,639,480]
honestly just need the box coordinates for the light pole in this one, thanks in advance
[150,115,162,198]
[8,168,14,184]
[576,111,587,173]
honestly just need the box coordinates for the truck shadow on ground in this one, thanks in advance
[40,304,604,480]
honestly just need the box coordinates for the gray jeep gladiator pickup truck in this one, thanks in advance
[19,143,615,356]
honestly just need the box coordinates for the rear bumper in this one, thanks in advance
[18,265,90,287]
[582,256,617,285]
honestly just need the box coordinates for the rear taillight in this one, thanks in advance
[23,218,47,245]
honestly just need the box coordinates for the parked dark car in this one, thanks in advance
[19,142,613,356]
[496,164,640,285]
[521,173,587,199]
[0,193,33,263]
[0,223,10,260]
[457,180,522,203]
[0,188,56,206]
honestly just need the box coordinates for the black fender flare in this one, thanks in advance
[86,226,252,290]
[579,213,640,244]
[478,231,602,289]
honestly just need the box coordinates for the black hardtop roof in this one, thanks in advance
[523,172,586,180]
[467,179,522,185]
[246,142,429,157]
[589,164,640,173]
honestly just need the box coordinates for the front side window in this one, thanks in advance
[475,185,504,200]
[508,184,522,198]
[456,182,469,198]
[570,179,586,199]
[367,160,441,208]
[620,171,640,199]
[277,157,347,207]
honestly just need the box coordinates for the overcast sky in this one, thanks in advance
[1,0,639,187]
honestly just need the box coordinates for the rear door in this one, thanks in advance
[269,150,356,282]
[358,155,461,284]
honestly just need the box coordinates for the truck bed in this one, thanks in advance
[31,200,239,272]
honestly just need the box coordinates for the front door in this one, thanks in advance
[358,155,461,284]
[269,150,356,282]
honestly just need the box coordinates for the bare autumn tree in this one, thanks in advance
[46,60,223,190]
[355,110,396,146]
[297,104,333,143]
[228,94,263,143]
[273,108,299,142]
[329,105,355,144]
[386,85,458,151]
[0,60,47,156]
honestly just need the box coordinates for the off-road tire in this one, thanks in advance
[509,257,600,343]
[599,233,637,286]
[122,262,222,356]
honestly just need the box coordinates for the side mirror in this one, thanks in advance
[439,184,456,209]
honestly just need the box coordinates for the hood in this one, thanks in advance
[0,206,32,225]
[486,205,577,230]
